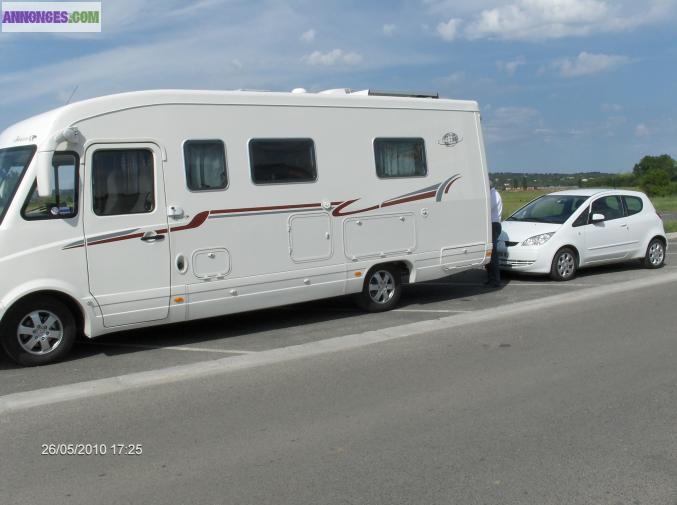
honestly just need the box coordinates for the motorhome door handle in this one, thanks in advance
[141,232,165,242]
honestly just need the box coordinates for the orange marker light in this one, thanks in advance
[354,271,362,277]
[174,297,185,303]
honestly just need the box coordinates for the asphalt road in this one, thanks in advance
[1,239,676,505]
[0,238,676,396]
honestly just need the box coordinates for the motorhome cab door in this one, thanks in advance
[83,143,171,327]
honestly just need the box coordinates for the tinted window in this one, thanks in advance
[591,196,624,221]
[92,149,154,216]
[184,141,227,191]
[374,138,427,178]
[623,196,643,216]
[250,139,316,184]
[0,146,36,225]
[508,195,590,225]
[23,153,79,220]
[572,207,590,227]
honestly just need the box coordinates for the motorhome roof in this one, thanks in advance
[0,89,480,149]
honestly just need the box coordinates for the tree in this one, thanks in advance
[633,154,676,180]
[521,176,528,190]
[641,168,672,197]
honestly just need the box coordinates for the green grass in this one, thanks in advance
[651,195,677,213]
[500,190,549,217]
[664,221,677,233]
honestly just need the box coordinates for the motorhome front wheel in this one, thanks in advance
[1,296,77,366]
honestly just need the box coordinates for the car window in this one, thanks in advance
[572,207,589,227]
[590,196,624,222]
[623,196,643,216]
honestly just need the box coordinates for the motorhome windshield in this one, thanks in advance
[0,146,36,225]
[508,194,590,224]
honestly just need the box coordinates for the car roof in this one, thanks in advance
[546,188,647,198]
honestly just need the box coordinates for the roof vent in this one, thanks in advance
[352,89,439,99]
[291,88,308,94]
[319,88,352,95]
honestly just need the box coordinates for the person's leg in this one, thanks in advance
[488,222,502,286]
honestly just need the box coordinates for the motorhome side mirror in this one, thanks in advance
[591,213,605,223]
[36,151,55,197]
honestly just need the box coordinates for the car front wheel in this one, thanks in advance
[550,247,577,281]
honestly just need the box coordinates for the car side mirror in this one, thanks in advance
[591,213,605,223]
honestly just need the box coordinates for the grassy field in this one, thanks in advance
[500,189,677,233]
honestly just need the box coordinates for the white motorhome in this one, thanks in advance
[0,89,492,365]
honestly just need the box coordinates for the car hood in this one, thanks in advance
[499,221,561,243]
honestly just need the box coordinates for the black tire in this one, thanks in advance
[0,296,76,366]
[550,247,577,281]
[355,265,402,312]
[643,238,666,269]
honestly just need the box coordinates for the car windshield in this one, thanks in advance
[508,194,590,224]
[0,146,36,224]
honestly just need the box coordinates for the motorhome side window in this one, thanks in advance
[184,140,228,191]
[92,149,155,216]
[374,138,427,178]
[249,139,317,184]
[22,153,79,220]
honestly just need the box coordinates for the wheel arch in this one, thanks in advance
[1,288,88,338]
[365,260,413,284]
[554,244,581,267]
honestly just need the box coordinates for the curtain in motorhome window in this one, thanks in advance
[92,149,155,216]
[374,138,427,178]
[249,139,317,184]
[184,141,228,191]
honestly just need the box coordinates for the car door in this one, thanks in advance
[583,194,633,263]
[83,143,171,328]
[621,195,648,256]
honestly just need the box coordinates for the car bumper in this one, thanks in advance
[496,242,554,274]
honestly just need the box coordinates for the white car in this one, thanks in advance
[497,189,667,281]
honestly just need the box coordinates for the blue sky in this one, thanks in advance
[1,0,676,173]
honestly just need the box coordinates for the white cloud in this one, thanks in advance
[552,52,630,77]
[301,29,316,42]
[428,0,677,41]
[484,106,543,143]
[437,18,462,41]
[433,71,465,87]
[302,49,363,66]
[635,123,650,137]
[383,23,396,35]
[497,56,526,76]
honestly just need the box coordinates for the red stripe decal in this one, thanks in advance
[444,178,460,194]
[332,200,380,217]
[87,232,145,246]
[381,190,437,208]
[211,203,321,215]
[170,211,210,232]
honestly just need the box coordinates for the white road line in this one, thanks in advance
[2,271,677,415]
[81,341,256,355]
[396,308,473,313]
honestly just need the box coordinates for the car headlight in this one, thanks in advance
[522,232,555,246]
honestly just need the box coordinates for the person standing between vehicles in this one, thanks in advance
[487,184,503,287]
